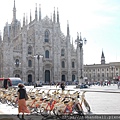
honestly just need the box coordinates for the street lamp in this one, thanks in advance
[34,54,43,82]
[14,59,21,78]
[76,32,87,83]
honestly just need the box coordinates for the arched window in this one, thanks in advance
[45,50,49,58]
[28,60,32,67]
[15,59,20,67]
[62,61,65,68]
[61,49,65,56]
[44,30,49,42]
[72,62,75,68]
[28,46,32,54]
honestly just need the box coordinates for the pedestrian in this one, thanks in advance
[117,81,120,89]
[56,82,59,88]
[17,83,30,119]
[50,81,52,87]
[60,82,65,91]
[3,79,8,89]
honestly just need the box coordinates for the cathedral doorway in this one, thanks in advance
[61,75,65,81]
[72,74,75,81]
[45,70,50,83]
[28,74,32,84]
[15,74,20,77]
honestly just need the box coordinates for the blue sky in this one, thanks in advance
[0,0,120,65]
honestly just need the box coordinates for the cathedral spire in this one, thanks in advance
[35,3,38,21]
[80,32,82,40]
[57,8,59,23]
[67,20,69,36]
[13,0,16,23]
[76,32,79,48]
[53,7,56,23]
[39,4,41,21]
[23,13,25,26]
[51,13,52,21]
[72,37,74,49]
[0,31,2,42]
[30,9,32,22]
[7,22,10,38]
[26,14,28,25]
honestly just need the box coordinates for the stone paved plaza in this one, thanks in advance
[0,84,120,120]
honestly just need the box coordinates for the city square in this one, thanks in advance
[0,0,120,120]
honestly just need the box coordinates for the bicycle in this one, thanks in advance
[53,95,84,120]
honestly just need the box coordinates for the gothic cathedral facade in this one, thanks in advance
[0,0,83,84]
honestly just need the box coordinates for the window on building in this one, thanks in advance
[15,59,20,67]
[89,74,91,78]
[116,68,118,71]
[45,50,49,58]
[62,61,65,68]
[98,73,100,77]
[72,62,75,68]
[28,46,32,54]
[98,69,99,71]
[44,30,49,42]
[102,73,104,77]
[61,49,65,56]
[28,60,32,67]
[93,73,95,78]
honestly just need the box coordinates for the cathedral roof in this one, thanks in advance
[42,16,52,24]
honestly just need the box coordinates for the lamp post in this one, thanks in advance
[34,54,43,83]
[76,32,87,84]
[14,59,21,77]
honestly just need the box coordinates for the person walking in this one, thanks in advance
[60,82,65,91]
[17,83,30,119]
[117,81,120,89]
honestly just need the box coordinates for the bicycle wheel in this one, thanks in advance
[6,100,12,106]
[53,107,58,116]
[27,105,36,114]
[36,107,41,115]
[56,109,64,120]
[57,108,71,120]
[84,99,91,112]
[75,103,84,115]
[40,107,49,117]
[12,101,18,108]
[1,98,6,104]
